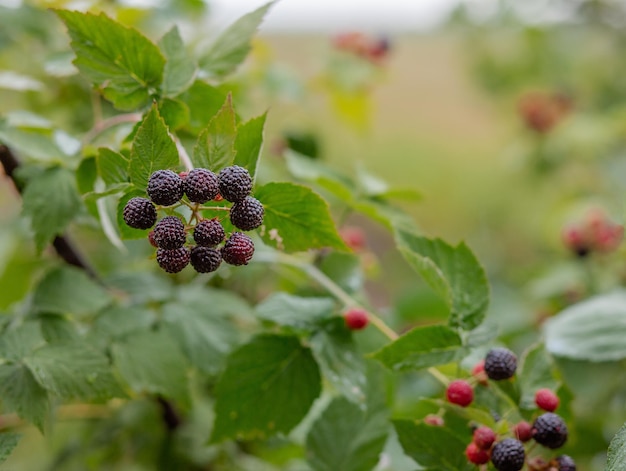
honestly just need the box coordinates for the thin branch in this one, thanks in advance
[174,136,193,171]
[82,113,142,145]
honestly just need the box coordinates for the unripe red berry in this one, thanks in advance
[472,360,488,385]
[465,442,490,465]
[513,421,533,442]
[535,388,559,412]
[473,426,496,450]
[446,380,474,407]
[344,308,368,330]
[423,414,444,427]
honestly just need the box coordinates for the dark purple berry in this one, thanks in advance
[123,197,156,230]
[221,232,254,265]
[156,247,190,273]
[556,455,576,471]
[218,165,252,202]
[190,246,222,273]
[230,196,264,231]
[183,168,219,203]
[532,412,568,449]
[193,219,225,246]
[147,170,184,206]
[153,216,187,249]
[484,347,517,380]
[490,439,525,471]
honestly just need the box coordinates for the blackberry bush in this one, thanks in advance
[147,170,184,206]
[193,219,225,246]
[491,439,525,471]
[156,247,190,273]
[123,197,157,230]
[153,216,187,249]
[222,232,255,265]
[230,196,264,230]
[218,165,253,202]
[183,168,219,203]
[190,246,222,273]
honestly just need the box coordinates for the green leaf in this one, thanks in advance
[97,147,129,186]
[33,266,111,317]
[0,121,71,163]
[22,167,82,251]
[199,2,274,77]
[159,26,196,97]
[178,81,228,133]
[25,342,124,400]
[38,314,79,344]
[129,104,179,190]
[607,422,626,471]
[395,231,489,331]
[518,344,560,409]
[91,306,155,341]
[75,156,97,194]
[56,10,165,110]
[112,330,189,404]
[393,420,472,471]
[234,112,267,182]
[212,334,321,442]
[158,98,190,130]
[306,396,388,471]
[0,433,21,463]
[319,252,363,294]
[0,364,49,431]
[255,293,335,331]
[544,291,626,361]
[192,94,237,172]
[0,322,45,361]
[371,324,464,372]
[255,182,348,252]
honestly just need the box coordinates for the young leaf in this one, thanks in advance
[158,26,196,97]
[192,94,237,172]
[306,396,388,471]
[371,324,464,372]
[0,364,49,432]
[0,433,21,464]
[518,343,561,409]
[255,182,348,252]
[56,10,165,110]
[178,81,228,133]
[97,147,129,186]
[211,334,321,442]
[607,422,626,471]
[234,112,267,182]
[395,230,489,331]
[22,166,82,252]
[129,105,179,190]
[255,293,335,331]
[544,291,626,361]
[199,2,274,77]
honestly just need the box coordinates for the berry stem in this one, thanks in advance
[253,250,449,386]
[197,205,230,212]
[82,112,142,144]
[173,135,194,171]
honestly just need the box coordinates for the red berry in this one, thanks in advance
[473,426,496,450]
[339,226,367,252]
[472,360,488,385]
[344,308,368,330]
[446,380,474,407]
[465,442,490,465]
[535,388,560,412]
[513,421,533,442]
[423,414,444,427]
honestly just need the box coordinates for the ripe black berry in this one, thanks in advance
[156,247,190,273]
[484,347,517,380]
[123,197,157,230]
[147,170,184,206]
[532,412,568,449]
[193,219,225,246]
[190,246,222,273]
[230,196,264,231]
[222,232,254,265]
[183,168,219,203]
[490,439,525,471]
[218,165,252,202]
[556,455,576,471]
[153,216,187,249]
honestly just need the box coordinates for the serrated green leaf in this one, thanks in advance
[212,334,321,442]
[256,293,335,331]
[75,156,97,194]
[97,147,129,186]
[371,324,463,372]
[22,167,82,251]
[158,98,190,130]
[117,188,152,240]
[393,420,472,471]
[38,314,79,344]
[0,322,45,361]
[199,2,274,77]
[0,364,49,432]
[91,306,155,341]
[518,343,560,409]
[129,105,179,190]
[178,81,228,133]
[306,396,388,471]
[0,432,21,463]
[33,266,111,317]
[56,10,165,110]
[234,112,266,182]
[256,182,347,253]
[112,330,189,405]
[192,94,236,172]
[159,26,196,97]
[545,291,626,361]
[607,422,626,471]
[0,121,70,163]
[25,342,124,400]
[395,230,489,331]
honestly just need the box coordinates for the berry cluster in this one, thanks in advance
[122,165,263,274]
[561,207,623,257]
[332,32,391,63]
[517,90,573,134]
[432,348,575,470]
